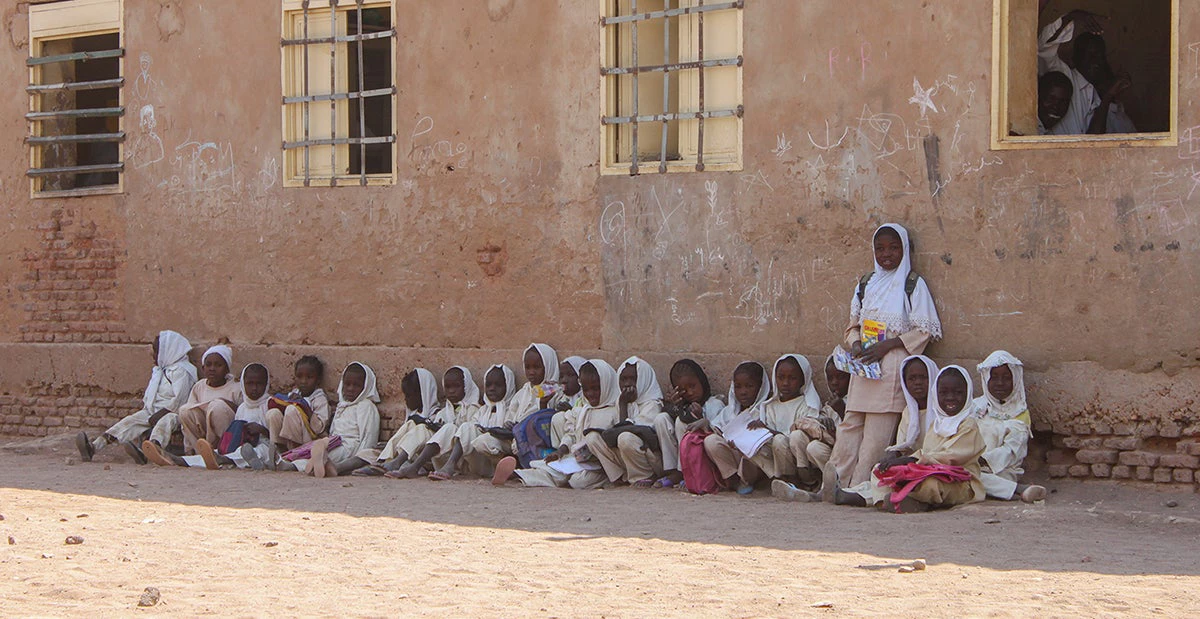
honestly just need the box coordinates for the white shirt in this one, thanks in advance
[1038,17,1137,135]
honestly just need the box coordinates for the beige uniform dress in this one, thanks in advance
[461,364,519,477]
[588,356,665,483]
[178,376,242,453]
[362,368,441,463]
[266,387,330,446]
[703,362,773,481]
[516,359,621,489]
[907,417,986,506]
[287,362,381,470]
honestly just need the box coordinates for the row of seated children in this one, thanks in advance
[73,222,1043,513]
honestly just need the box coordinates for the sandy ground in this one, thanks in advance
[1,435,1199,618]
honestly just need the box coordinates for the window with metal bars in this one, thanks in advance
[26,0,125,197]
[281,0,396,187]
[601,0,744,175]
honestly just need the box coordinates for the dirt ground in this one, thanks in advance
[1,435,1198,618]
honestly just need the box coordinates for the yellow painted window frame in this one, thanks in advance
[599,0,744,175]
[28,0,125,198]
[280,0,397,187]
[990,0,1179,150]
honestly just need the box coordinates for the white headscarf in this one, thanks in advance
[484,364,518,413]
[771,354,822,411]
[525,343,560,385]
[563,356,588,375]
[976,351,1027,422]
[621,356,664,404]
[408,368,441,415]
[447,366,481,406]
[582,359,620,408]
[239,362,271,410]
[930,365,975,438]
[850,223,942,339]
[143,330,195,412]
[337,362,380,409]
[891,355,939,452]
[726,361,772,415]
[202,345,233,373]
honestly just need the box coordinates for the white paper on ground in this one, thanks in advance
[547,455,601,474]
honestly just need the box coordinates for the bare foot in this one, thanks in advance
[772,479,819,502]
[394,462,425,479]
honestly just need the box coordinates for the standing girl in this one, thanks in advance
[827,223,941,490]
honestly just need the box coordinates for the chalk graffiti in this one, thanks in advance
[129,104,164,169]
[772,132,793,158]
[908,77,939,118]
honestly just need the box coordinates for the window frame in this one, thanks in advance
[990,0,1179,150]
[280,0,397,187]
[27,0,126,198]
[599,0,745,176]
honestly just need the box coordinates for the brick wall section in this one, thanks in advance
[17,208,128,343]
[1047,434,1200,489]
[0,383,142,438]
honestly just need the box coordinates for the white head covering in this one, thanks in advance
[891,355,939,452]
[239,362,271,409]
[621,356,664,404]
[483,364,518,410]
[447,366,481,406]
[581,359,620,408]
[143,330,196,412]
[850,223,942,339]
[337,362,380,408]
[930,365,975,438]
[525,343,560,384]
[727,361,772,415]
[202,345,233,373]
[407,368,440,415]
[976,351,1027,421]
[771,354,822,411]
[563,356,588,375]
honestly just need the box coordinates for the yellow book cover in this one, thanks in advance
[862,319,886,346]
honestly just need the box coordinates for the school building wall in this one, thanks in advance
[1,1,1199,485]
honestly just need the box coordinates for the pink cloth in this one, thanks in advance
[282,434,343,461]
[875,462,972,508]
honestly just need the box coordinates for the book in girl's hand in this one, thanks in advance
[834,347,882,380]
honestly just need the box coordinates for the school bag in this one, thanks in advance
[856,271,921,305]
[679,432,723,495]
[513,408,557,467]
[217,420,248,455]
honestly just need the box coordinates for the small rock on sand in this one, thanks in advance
[898,566,915,573]
[810,601,834,608]
[65,456,77,466]
[7,536,14,545]
[65,536,84,545]
[138,587,161,607]
[103,465,111,471]
[263,541,279,548]
[1165,500,1179,508]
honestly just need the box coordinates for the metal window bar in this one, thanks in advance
[285,2,396,186]
[602,0,741,175]
[25,46,125,183]
[26,48,123,66]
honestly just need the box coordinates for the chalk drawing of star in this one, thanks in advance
[908,78,939,118]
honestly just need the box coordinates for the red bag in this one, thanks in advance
[680,431,723,495]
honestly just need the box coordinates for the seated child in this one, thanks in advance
[649,359,725,488]
[449,364,518,478]
[76,330,197,463]
[803,350,851,471]
[974,351,1046,503]
[549,356,588,449]
[792,354,937,505]
[586,356,665,486]
[388,366,484,479]
[175,345,240,458]
[266,355,330,453]
[872,365,986,513]
[510,343,563,425]
[144,363,273,471]
[508,359,621,489]
[745,354,822,484]
[349,368,440,477]
[701,361,772,495]
[276,362,381,477]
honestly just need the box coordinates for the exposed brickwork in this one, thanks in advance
[0,383,140,437]
[1045,433,1200,489]
[17,208,128,343]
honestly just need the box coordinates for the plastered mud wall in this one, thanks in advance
[1,1,1198,485]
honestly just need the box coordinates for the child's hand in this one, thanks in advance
[687,402,703,417]
[858,339,899,365]
[503,421,515,429]
[538,394,553,409]
[665,387,684,406]
[850,341,864,357]
[876,455,916,473]
[556,401,573,412]
[619,385,637,406]
[685,418,711,434]
[747,419,768,431]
